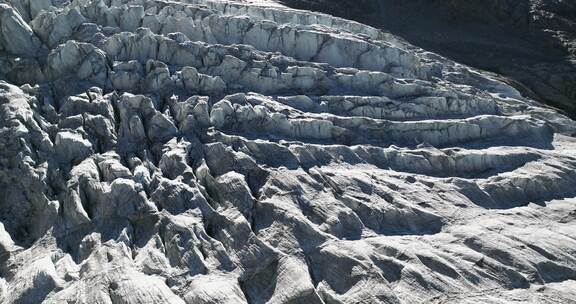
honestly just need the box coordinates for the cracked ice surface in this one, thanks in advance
[1,0,576,303]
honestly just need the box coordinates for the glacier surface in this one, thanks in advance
[1,0,576,303]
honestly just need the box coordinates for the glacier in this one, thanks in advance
[1,0,576,303]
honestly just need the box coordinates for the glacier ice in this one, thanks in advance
[1,0,576,303]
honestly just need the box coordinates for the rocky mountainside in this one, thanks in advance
[1,0,576,303]
[281,0,576,117]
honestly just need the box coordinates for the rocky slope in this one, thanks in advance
[281,0,576,117]
[1,0,576,303]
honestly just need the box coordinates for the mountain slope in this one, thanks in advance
[281,0,576,117]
